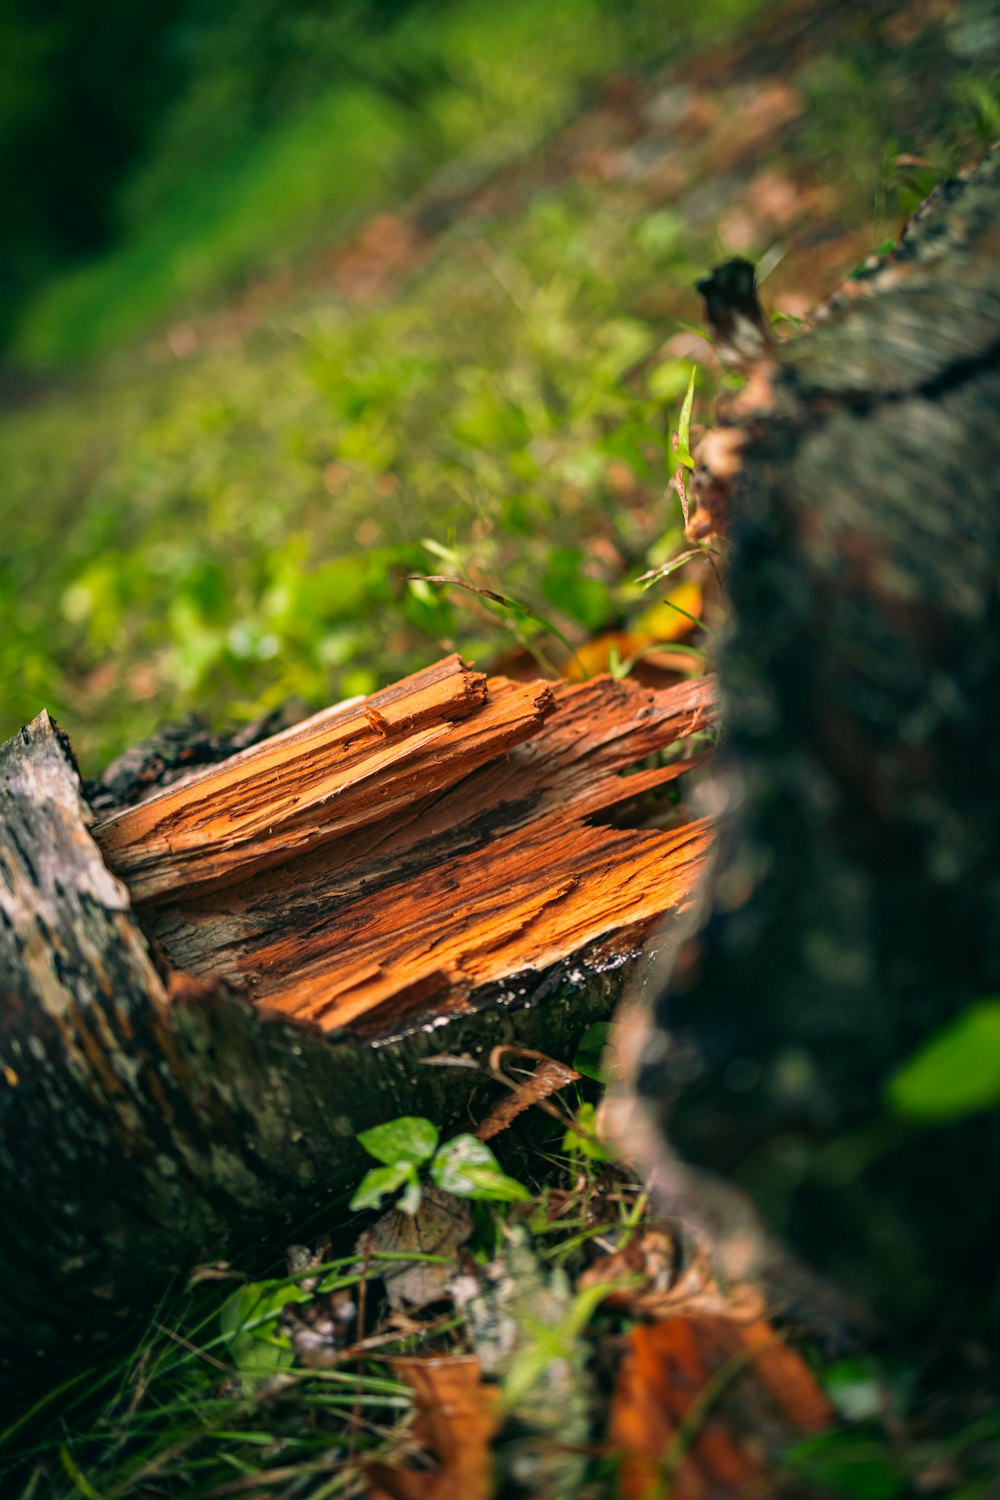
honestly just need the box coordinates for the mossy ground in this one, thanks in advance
[2,0,994,771]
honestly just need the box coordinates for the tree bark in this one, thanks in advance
[625,147,1000,1333]
[0,658,712,1382]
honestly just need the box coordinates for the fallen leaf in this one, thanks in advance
[579,1231,766,1322]
[566,581,703,681]
[367,1355,501,1500]
[359,1184,472,1310]
[477,1048,581,1140]
[609,1315,833,1500]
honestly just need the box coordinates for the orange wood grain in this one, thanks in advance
[104,661,717,1038]
[94,656,551,902]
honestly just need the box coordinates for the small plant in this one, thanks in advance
[887,998,1000,1123]
[349,1115,531,1214]
[635,363,721,597]
[411,567,591,680]
[218,1278,311,1388]
[561,1100,615,1164]
[663,361,698,534]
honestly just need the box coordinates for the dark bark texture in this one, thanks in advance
[0,710,630,1370]
[630,148,1000,1330]
[0,665,709,1390]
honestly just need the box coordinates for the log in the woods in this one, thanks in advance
[0,655,713,1376]
[621,149,1000,1333]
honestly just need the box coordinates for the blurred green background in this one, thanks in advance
[1,0,996,769]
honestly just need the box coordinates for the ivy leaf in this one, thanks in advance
[349,1160,416,1212]
[399,1174,424,1215]
[431,1135,531,1202]
[357,1115,439,1167]
[888,1000,1000,1122]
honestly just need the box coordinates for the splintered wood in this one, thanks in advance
[94,655,716,1038]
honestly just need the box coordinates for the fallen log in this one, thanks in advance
[619,148,1000,1336]
[0,655,714,1375]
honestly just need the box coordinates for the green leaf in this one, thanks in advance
[572,1021,612,1081]
[218,1282,304,1386]
[674,364,697,470]
[646,358,694,403]
[219,1282,309,1342]
[349,1161,415,1211]
[887,1000,1000,1122]
[503,1282,614,1408]
[562,1101,614,1162]
[607,644,628,681]
[59,1446,102,1500]
[357,1115,439,1167]
[431,1135,531,1202]
[822,1359,886,1422]
[399,1175,423,1215]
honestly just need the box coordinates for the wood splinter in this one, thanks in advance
[0,652,716,1373]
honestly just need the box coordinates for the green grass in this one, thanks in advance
[0,1277,415,1497]
[1,0,995,777]
[0,1099,624,1498]
[1,184,712,769]
[7,1097,997,1499]
[12,0,770,370]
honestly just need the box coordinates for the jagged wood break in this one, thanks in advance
[0,654,714,1375]
[94,653,715,1037]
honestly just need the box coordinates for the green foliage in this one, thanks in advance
[2,0,990,769]
[17,83,412,365]
[561,1100,615,1163]
[541,547,611,632]
[673,363,698,471]
[501,1278,613,1409]
[785,1402,1000,1500]
[572,1021,613,1082]
[1,1267,416,1494]
[350,1115,439,1213]
[218,1280,307,1389]
[887,1000,1000,1123]
[431,1133,532,1202]
[357,1114,440,1166]
[784,1431,908,1500]
[9,0,764,367]
[351,1114,529,1212]
[0,170,718,768]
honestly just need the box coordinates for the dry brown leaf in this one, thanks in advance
[359,1185,472,1311]
[578,1229,766,1323]
[609,1315,833,1500]
[367,1354,501,1500]
[476,1047,581,1140]
[738,1319,836,1433]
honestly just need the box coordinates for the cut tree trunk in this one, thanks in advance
[0,654,713,1376]
[622,147,1000,1334]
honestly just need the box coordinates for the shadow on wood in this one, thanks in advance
[0,657,714,1382]
[619,147,1000,1338]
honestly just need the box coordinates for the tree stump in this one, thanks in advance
[0,655,713,1378]
[624,148,1000,1333]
